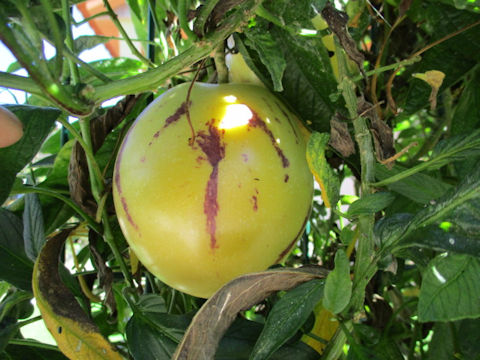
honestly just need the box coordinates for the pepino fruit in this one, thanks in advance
[113,82,313,298]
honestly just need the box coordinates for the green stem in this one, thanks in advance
[8,338,62,352]
[255,4,285,28]
[78,117,134,287]
[178,0,197,41]
[62,0,80,84]
[57,117,104,184]
[61,45,112,84]
[102,0,155,68]
[352,56,421,83]
[94,0,264,103]
[193,0,221,37]
[214,43,228,83]
[40,0,64,79]
[0,72,45,98]
[13,185,101,233]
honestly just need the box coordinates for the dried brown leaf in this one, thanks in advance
[321,3,365,72]
[329,115,355,157]
[358,98,396,167]
[173,266,328,360]
[89,231,116,314]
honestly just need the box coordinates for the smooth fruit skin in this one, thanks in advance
[113,83,313,298]
[0,106,23,148]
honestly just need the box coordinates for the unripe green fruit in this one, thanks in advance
[113,83,313,298]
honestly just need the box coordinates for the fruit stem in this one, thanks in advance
[214,43,228,83]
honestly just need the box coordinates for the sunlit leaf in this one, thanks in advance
[306,132,340,208]
[323,250,351,314]
[32,229,123,360]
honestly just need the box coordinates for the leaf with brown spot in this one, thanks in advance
[32,229,123,360]
[68,95,145,217]
[172,267,328,360]
[329,115,355,158]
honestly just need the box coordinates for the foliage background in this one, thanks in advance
[0,0,480,359]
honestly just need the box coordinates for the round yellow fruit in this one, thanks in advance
[0,106,23,148]
[113,82,313,298]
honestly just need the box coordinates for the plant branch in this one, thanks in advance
[93,0,264,103]
[0,72,46,99]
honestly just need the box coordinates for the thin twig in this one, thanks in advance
[186,58,207,146]
[102,0,155,68]
[386,19,480,113]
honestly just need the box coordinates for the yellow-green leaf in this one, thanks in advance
[413,70,445,110]
[306,132,340,208]
[32,229,123,360]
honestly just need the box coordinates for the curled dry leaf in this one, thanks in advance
[321,3,365,74]
[173,266,328,360]
[329,115,355,158]
[358,97,396,168]
[68,95,142,217]
[32,228,123,360]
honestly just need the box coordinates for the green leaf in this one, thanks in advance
[374,164,452,204]
[262,0,327,25]
[447,199,480,236]
[399,226,480,256]
[407,164,480,231]
[0,105,60,205]
[418,254,480,322]
[250,279,325,360]
[0,209,33,291]
[374,213,413,249]
[427,319,480,360]
[218,318,319,360]
[23,193,45,261]
[323,250,352,314]
[306,132,340,208]
[430,129,480,169]
[2,343,68,360]
[346,192,395,217]
[240,24,339,132]
[78,58,146,86]
[379,164,480,249]
[74,35,110,53]
[244,26,286,91]
[126,295,189,360]
[374,128,480,187]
